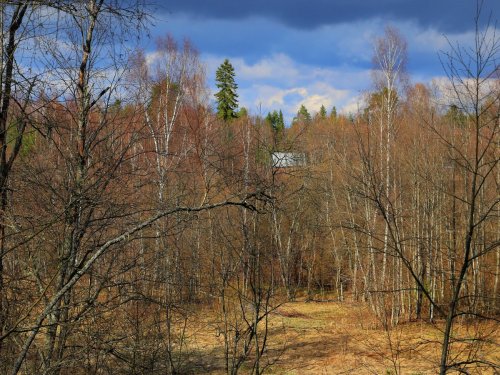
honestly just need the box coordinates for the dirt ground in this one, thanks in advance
[175,299,499,374]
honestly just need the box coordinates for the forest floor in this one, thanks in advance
[176,297,499,374]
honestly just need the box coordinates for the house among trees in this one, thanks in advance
[271,152,306,168]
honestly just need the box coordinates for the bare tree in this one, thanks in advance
[370,26,408,323]
[436,5,499,372]
[0,3,31,359]
[0,1,150,372]
[351,6,498,373]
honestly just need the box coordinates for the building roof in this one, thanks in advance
[271,152,306,168]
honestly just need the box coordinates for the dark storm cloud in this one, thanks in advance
[157,0,498,33]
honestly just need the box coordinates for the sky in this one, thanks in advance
[147,0,499,123]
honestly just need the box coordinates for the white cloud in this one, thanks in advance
[145,51,161,66]
[204,52,370,123]
[200,16,486,124]
[340,96,365,115]
[236,54,299,81]
[254,86,307,108]
[430,75,499,112]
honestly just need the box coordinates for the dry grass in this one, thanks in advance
[173,299,499,374]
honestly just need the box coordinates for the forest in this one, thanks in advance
[0,1,498,374]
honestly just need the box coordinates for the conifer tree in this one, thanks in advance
[237,107,248,118]
[278,110,285,130]
[266,111,276,126]
[294,104,311,123]
[266,109,285,149]
[319,104,327,119]
[330,106,337,120]
[215,59,238,120]
[266,110,285,133]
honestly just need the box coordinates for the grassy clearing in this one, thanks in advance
[173,299,499,374]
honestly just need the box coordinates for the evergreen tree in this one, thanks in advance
[237,107,248,118]
[319,104,327,119]
[215,59,238,120]
[330,106,337,120]
[445,104,466,127]
[266,109,285,149]
[266,111,276,126]
[278,110,285,130]
[266,110,285,133]
[294,104,311,123]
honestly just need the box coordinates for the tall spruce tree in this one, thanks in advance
[319,104,327,119]
[266,109,285,133]
[330,106,337,120]
[278,110,285,130]
[266,109,285,149]
[294,104,311,123]
[215,59,238,120]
